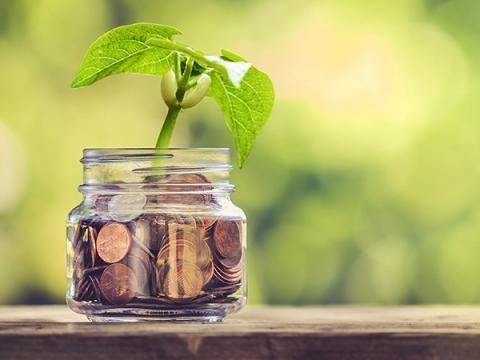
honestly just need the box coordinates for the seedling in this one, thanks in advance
[71,23,274,167]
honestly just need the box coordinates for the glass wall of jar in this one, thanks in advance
[66,148,246,322]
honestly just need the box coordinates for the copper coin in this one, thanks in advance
[213,259,243,282]
[201,260,214,286]
[157,232,212,270]
[194,215,217,230]
[73,239,87,280]
[210,283,241,296]
[82,265,107,277]
[96,223,132,263]
[157,241,199,269]
[100,263,137,304]
[172,215,197,227]
[162,262,204,300]
[165,173,210,185]
[213,219,242,260]
[216,250,242,269]
[76,276,94,301]
[214,267,242,284]
[72,223,86,248]
[160,173,213,205]
[89,275,103,302]
[174,223,204,243]
[151,215,167,252]
[88,227,97,266]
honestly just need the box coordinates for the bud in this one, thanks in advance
[161,69,178,107]
[180,74,211,109]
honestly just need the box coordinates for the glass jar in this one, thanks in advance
[66,148,246,322]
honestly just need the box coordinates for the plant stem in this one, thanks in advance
[173,52,181,82]
[155,106,180,148]
[146,38,228,77]
[176,57,194,102]
[155,56,195,148]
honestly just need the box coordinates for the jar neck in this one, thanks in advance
[78,148,234,197]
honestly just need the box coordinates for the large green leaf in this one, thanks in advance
[71,23,181,88]
[208,64,274,168]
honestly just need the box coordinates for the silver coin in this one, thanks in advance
[134,219,152,249]
[108,194,147,222]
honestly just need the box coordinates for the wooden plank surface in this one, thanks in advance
[1,306,480,359]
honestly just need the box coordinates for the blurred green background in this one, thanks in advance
[1,0,479,305]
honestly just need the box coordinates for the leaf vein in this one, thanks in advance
[75,46,156,85]
[216,74,253,136]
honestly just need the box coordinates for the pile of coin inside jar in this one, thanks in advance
[69,174,243,307]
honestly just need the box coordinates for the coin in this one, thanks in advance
[150,215,167,252]
[195,216,217,233]
[94,194,114,213]
[157,224,212,271]
[216,250,242,269]
[213,265,242,284]
[73,228,89,282]
[108,193,147,222]
[133,218,151,248]
[125,247,153,295]
[210,283,241,296]
[100,263,137,304]
[131,233,155,260]
[157,241,198,270]
[72,223,86,248]
[76,275,95,301]
[213,219,242,260]
[201,259,214,285]
[162,262,204,300]
[132,218,160,258]
[94,183,125,212]
[150,173,214,205]
[82,265,107,277]
[96,223,132,263]
[134,214,166,254]
[89,275,103,302]
[88,227,97,267]
[165,173,210,185]
[168,173,214,205]
[173,215,197,228]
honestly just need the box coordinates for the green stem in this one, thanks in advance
[155,57,195,149]
[146,38,228,77]
[155,106,180,148]
[176,57,194,102]
[173,52,181,82]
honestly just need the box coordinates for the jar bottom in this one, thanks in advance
[86,312,225,323]
[68,298,245,323]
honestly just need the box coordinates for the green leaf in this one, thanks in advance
[71,23,181,88]
[208,64,274,168]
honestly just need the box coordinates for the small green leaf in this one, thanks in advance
[71,23,181,88]
[208,64,274,167]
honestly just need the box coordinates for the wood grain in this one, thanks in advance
[1,306,480,359]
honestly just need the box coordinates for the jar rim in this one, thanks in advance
[83,147,230,152]
[80,147,234,195]
[81,147,231,165]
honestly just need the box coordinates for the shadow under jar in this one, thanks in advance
[66,148,246,323]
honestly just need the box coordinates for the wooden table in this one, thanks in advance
[1,306,480,359]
